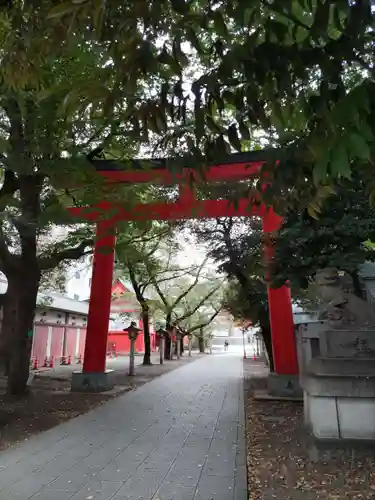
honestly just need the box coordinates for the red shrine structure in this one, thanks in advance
[69,150,299,392]
[108,279,157,355]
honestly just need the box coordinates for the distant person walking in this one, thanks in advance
[224,340,229,351]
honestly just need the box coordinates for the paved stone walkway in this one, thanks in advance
[0,353,246,500]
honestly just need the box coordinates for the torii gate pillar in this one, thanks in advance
[263,210,300,396]
[71,221,116,392]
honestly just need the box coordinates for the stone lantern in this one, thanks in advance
[187,332,193,357]
[207,333,214,354]
[156,327,168,365]
[123,321,142,376]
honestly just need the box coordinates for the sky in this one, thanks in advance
[175,229,219,273]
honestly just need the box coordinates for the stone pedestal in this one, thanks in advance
[302,328,375,443]
[295,321,326,375]
[303,357,375,441]
[71,370,115,392]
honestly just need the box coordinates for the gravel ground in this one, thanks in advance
[245,380,375,500]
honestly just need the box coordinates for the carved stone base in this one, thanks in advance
[267,373,302,398]
[71,370,115,393]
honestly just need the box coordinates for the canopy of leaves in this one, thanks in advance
[190,217,270,329]
[0,0,164,287]
[272,173,375,290]
[163,275,224,332]
[115,220,224,332]
[48,0,375,205]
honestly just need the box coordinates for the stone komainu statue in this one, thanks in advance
[315,267,375,327]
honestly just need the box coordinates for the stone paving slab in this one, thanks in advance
[0,353,246,500]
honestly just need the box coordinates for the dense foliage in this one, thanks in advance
[116,223,223,361]
[0,1,155,394]
[272,174,375,292]
[190,217,274,368]
[51,1,375,200]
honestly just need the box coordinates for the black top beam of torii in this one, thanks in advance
[87,147,280,173]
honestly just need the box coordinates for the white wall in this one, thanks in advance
[109,312,139,331]
[65,255,92,302]
[39,225,93,302]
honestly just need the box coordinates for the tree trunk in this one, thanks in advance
[164,312,172,360]
[164,335,172,360]
[142,304,152,365]
[180,338,184,354]
[260,325,274,372]
[350,271,363,298]
[198,337,205,353]
[0,292,10,375]
[198,327,205,353]
[5,269,40,395]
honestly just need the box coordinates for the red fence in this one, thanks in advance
[107,331,157,355]
[31,324,158,366]
[32,322,87,364]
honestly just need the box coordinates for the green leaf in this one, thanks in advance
[310,0,330,38]
[267,20,288,43]
[312,157,328,185]
[186,27,202,53]
[329,141,348,177]
[171,0,190,15]
[227,124,241,152]
[293,26,309,43]
[359,123,374,142]
[194,108,205,141]
[348,132,371,161]
[307,205,320,220]
[216,135,231,156]
[206,115,222,134]
[47,2,77,19]
[212,11,228,38]
[158,48,181,73]
[172,40,189,68]
[0,137,10,153]
[239,121,250,141]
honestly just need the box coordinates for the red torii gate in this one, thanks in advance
[69,150,298,391]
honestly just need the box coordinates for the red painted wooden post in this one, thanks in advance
[262,209,298,375]
[83,221,116,373]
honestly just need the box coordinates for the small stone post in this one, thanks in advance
[156,328,168,365]
[124,322,142,376]
[168,326,176,360]
[207,333,214,354]
[187,333,193,357]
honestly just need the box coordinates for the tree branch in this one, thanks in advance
[175,284,222,323]
[190,308,221,334]
[0,170,19,270]
[151,275,170,309]
[38,239,93,270]
[126,259,144,303]
[169,257,209,309]
[0,170,19,212]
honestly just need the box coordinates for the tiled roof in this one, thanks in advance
[0,277,89,315]
[358,261,375,279]
[364,281,375,303]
